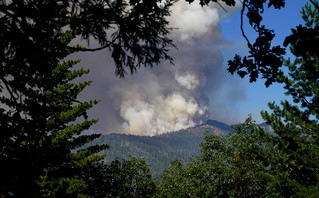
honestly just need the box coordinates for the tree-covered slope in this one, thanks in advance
[89,120,273,176]
[91,121,232,176]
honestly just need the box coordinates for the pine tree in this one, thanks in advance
[259,1,319,196]
[0,30,108,197]
[0,0,176,197]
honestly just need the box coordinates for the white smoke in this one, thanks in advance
[114,59,207,135]
[120,92,203,136]
[175,73,200,90]
[169,0,220,41]
[76,0,245,136]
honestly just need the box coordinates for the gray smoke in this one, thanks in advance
[76,0,245,135]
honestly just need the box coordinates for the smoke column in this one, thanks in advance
[76,0,245,136]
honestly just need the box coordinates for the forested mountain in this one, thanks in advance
[90,120,229,176]
[90,120,271,176]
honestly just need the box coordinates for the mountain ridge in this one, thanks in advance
[92,120,271,176]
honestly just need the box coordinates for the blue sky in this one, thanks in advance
[219,0,309,124]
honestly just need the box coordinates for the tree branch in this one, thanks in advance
[216,1,228,13]
[50,89,83,104]
[309,0,319,11]
[240,0,252,48]
[67,44,111,52]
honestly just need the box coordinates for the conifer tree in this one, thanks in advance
[0,24,108,198]
[258,1,319,195]
[0,0,175,197]
[224,0,319,196]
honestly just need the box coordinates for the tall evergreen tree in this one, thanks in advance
[258,1,319,196]
[0,22,107,198]
[225,0,319,196]
[0,0,176,197]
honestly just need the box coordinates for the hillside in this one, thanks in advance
[91,120,230,176]
[92,120,272,176]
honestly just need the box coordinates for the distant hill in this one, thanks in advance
[91,120,232,177]
[205,120,233,131]
[91,120,272,177]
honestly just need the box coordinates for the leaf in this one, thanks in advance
[268,0,285,9]
[237,71,247,78]
[247,9,263,27]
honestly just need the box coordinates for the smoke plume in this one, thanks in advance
[76,0,245,136]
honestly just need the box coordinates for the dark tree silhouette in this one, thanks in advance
[227,0,286,86]
[0,0,175,196]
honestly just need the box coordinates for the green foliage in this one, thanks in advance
[103,157,158,198]
[158,160,192,197]
[257,1,319,196]
[159,117,275,197]
[38,156,159,197]
[221,1,319,197]
[38,174,90,198]
[0,50,108,196]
